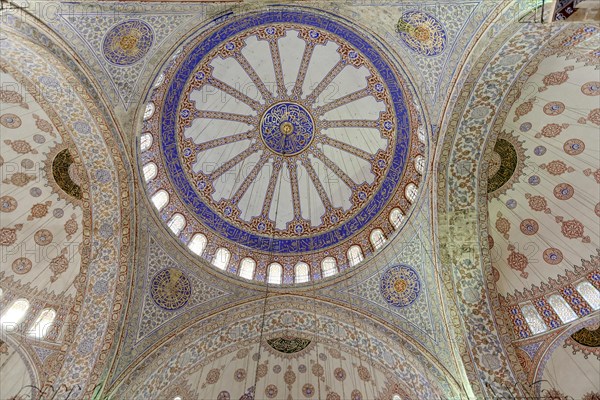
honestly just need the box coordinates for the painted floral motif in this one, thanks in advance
[563,139,585,155]
[0,89,28,108]
[12,257,32,274]
[284,365,296,389]
[553,183,574,200]
[526,194,550,213]
[333,367,346,381]
[27,201,52,221]
[49,248,69,282]
[0,196,18,212]
[3,172,36,187]
[34,229,53,246]
[233,368,246,382]
[541,160,573,176]
[536,123,569,138]
[217,391,230,400]
[520,219,539,235]
[543,248,563,265]
[326,392,341,400]
[0,113,21,128]
[102,20,154,66]
[538,66,573,92]
[495,213,511,239]
[302,383,315,398]
[357,365,371,381]
[507,244,528,278]
[33,114,55,137]
[264,385,278,399]
[0,224,22,246]
[588,108,600,125]
[555,216,589,242]
[543,101,565,116]
[351,389,362,400]
[205,368,221,385]
[4,139,37,155]
[513,97,535,121]
[581,81,600,96]
[64,214,79,240]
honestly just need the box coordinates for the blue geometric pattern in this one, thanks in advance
[102,20,154,66]
[161,10,411,254]
[260,102,314,156]
[380,264,421,307]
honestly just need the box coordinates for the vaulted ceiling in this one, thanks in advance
[0,1,598,400]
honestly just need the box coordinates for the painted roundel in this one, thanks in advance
[141,8,425,283]
[396,11,447,56]
[150,268,191,310]
[102,20,154,65]
[380,264,421,307]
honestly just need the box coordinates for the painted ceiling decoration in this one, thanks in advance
[140,7,426,284]
[0,2,599,400]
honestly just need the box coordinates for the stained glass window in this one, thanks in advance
[414,155,425,174]
[417,125,426,143]
[295,262,310,284]
[521,303,548,335]
[213,248,230,270]
[393,395,402,400]
[548,294,578,323]
[576,282,600,310]
[322,257,337,277]
[167,214,186,236]
[1,299,29,332]
[389,208,405,229]
[143,102,155,120]
[151,190,169,211]
[405,183,418,203]
[188,234,207,256]
[239,258,256,280]
[268,263,283,285]
[28,308,56,339]
[143,162,157,182]
[347,245,364,267]
[370,229,386,250]
[140,133,153,152]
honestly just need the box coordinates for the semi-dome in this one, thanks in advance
[139,8,427,284]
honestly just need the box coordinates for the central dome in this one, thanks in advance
[140,8,426,284]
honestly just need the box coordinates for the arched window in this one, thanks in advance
[167,214,186,236]
[295,262,310,284]
[576,282,600,310]
[212,248,230,270]
[321,257,338,277]
[239,258,256,280]
[268,263,283,285]
[143,162,157,182]
[347,245,363,267]
[414,155,425,175]
[188,234,207,256]
[548,295,577,323]
[143,102,155,120]
[521,303,547,335]
[405,183,418,203]
[173,397,182,400]
[1,298,30,332]
[392,395,402,400]
[0,287,3,297]
[151,190,169,211]
[140,133,153,152]
[153,73,165,88]
[417,126,426,143]
[370,229,386,250]
[28,308,56,339]
[389,208,405,229]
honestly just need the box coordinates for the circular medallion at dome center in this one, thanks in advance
[260,102,315,156]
